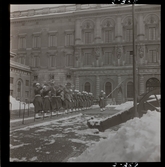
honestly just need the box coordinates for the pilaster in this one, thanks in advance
[95,17,101,44]
[96,75,100,98]
[137,14,145,41]
[75,19,81,45]
[139,74,145,95]
[116,16,122,42]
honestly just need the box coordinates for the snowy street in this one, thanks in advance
[10,106,122,162]
[10,102,160,162]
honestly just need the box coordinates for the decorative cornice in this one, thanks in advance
[10,5,160,24]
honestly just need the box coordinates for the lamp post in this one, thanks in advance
[132,2,138,117]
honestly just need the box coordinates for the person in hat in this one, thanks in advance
[42,83,52,117]
[73,90,78,111]
[99,90,106,111]
[77,91,82,111]
[63,84,71,114]
[50,82,57,116]
[33,82,43,118]
[55,85,64,115]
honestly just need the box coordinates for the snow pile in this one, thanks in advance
[88,101,134,126]
[114,101,133,111]
[10,95,34,110]
[91,105,100,109]
[68,110,160,162]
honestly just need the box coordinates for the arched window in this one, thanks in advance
[123,16,137,42]
[127,81,133,98]
[85,82,90,92]
[82,21,94,44]
[101,18,115,43]
[17,81,22,98]
[144,14,159,41]
[146,78,160,93]
[105,82,112,97]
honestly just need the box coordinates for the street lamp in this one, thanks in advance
[132,1,139,117]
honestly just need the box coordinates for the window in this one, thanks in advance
[146,78,160,93]
[85,32,92,44]
[25,91,29,98]
[126,29,132,42]
[18,36,26,49]
[10,90,13,96]
[34,56,38,67]
[149,27,156,40]
[105,82,112,97]
[127,81,133,98]
[50,55,56,67]
[34,75,38,81]
[33,36,40,48]
[66,54,73,66]
[84,53,92,66]
[104,52,112,65]
[49,35,57,47]
[17,81,21,97]
[26,80,29,86]
[10,77,13,84]
[105,30,112,43]
[148,50,157,63]
[85,82,90,92]
[66,34,74,46]
[126,51,133,65]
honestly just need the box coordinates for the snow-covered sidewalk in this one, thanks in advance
[68,110,160,162]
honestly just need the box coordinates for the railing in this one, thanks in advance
[10,4,119,19]
[10,98,31,123]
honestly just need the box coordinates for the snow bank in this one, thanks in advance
[88,101,134,126]
[10,95,34,110]
[68,110,160,162]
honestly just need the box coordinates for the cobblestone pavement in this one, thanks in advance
[10,107,121,162]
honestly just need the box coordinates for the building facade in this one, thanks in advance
[10,52,32,102]
[10,4,161,103]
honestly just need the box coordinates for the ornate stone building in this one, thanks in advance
[10,4,161,103]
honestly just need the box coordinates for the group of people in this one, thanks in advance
[33,82,95,118]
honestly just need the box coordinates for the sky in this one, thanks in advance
[10,4,71,12]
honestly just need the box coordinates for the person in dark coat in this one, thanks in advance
[56,85,63,114]
[63,86,71,114]
[99,90,106,111]
[50,83,57,115]
[33,83,43,118]
[42,84,52,116]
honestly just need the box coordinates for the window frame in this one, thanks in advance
[32,35,41,48]
[104,51,112,65]
[84,82,90,93]
[84,52,92,66]
[148,49,157,64]
[26,80,29,86]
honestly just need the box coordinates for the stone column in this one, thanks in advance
[75,75,79,90]
[95,17,101,43]
[116,16,122,42]
[96,75,100,98]
[75,19,81,45]
[139,74,145,95]
[137,14,145,41]
[116,75,122,104]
